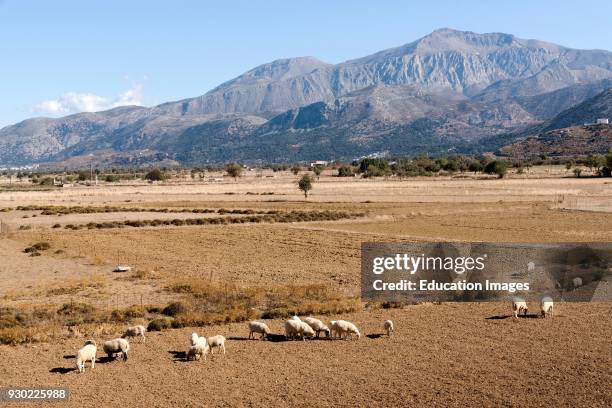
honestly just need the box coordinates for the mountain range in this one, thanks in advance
[1,28,611,166]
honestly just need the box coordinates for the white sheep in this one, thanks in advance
[511,297,528,318]
[207,335,226,355]
[187,335,209,361]
[190,332,200,346]
[290,315,301,322]
[330,320,361,340]
[541,297,554,318]
[302,317,330,338]
[284,319,315,340]
[76,340,97,373]
[103,338,130,360]
[122,325,146,343]
[191,333,210,353]
[384,320,394,336]
[573,277,583,289]
[248,321,271,340]
[187,343,208,361]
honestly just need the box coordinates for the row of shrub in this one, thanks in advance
[332,151,612,179]
[337,156,510,178]
[58,210,361,230]
[13,205,279,216]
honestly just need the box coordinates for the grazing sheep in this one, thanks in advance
[187,343,208,361]
[284,319,315,340]
[284,319,301,340]
[329,321,338,339]
[384,320,394,336]
[207,335,226,355]
[573,277,583,289]
[511,298,528,318]
[302,317,330,338]
[187,335,209,361]
[248,321,270,340]
[122,325,146,343]
[541,297,554,318]
[76,340,97,373]
[103,338,130,361]
[330,320,361,340]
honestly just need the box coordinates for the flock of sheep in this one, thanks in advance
[512,296,554,318]
[76,296,555,373]
[75,316,395,373]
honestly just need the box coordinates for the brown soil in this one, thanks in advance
[0,174,610,407]
[0,303,610,407]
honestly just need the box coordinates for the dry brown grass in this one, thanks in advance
[45,276,107,296]
[161,279,361,328]
[0,278,360,344]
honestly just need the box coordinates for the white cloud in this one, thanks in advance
[33,84,143,115]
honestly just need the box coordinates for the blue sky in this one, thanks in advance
[1,0,611,127]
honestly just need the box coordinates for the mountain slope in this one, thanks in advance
[544,88,612,130]
[159,28,612,116]
[1,28,612,165]
[500,124,611,158]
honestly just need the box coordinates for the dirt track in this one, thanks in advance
[0,303,610,407]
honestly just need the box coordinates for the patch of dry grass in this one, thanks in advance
[0,277,362,344]
[45,276,107,296]
[164,279,361,327]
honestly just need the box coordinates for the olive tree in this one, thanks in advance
[297,174,314,199]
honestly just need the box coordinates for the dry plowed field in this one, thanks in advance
[0,172,610,406]
[1,303,610,407]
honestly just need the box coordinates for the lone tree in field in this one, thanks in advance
[312,165,322,180]
[226,163,242,180]
[291,165,301,175]
[297,174,314,199]
[145,168,166,182]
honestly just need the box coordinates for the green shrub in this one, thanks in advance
[337,165,355,177]
[162,301,188,317]
[147,317,173,331]
[260,307,290,319]
[145,168,166,181]
[484,160,507,178]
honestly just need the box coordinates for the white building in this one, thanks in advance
[596,118,609,124]
[310,160,329,167]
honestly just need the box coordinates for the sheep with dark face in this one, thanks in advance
[76,340,97,373]
[103,338,130,361]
